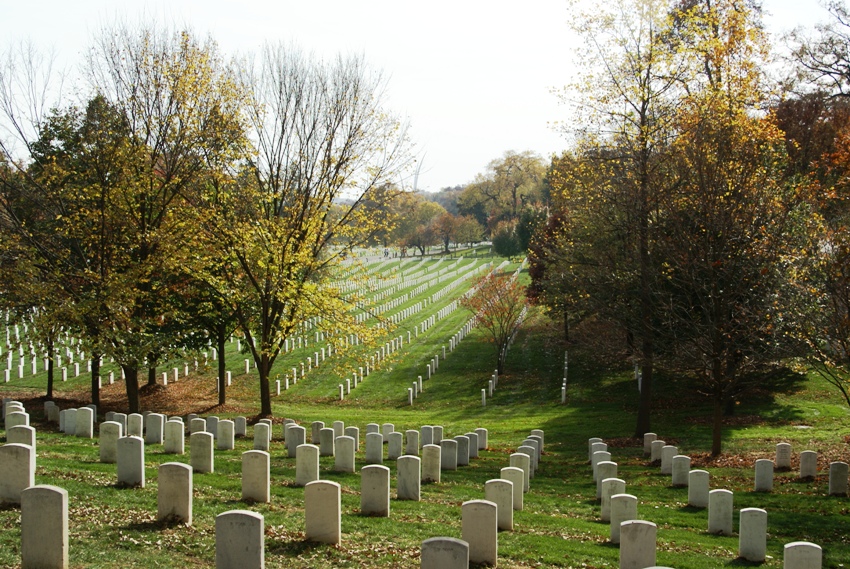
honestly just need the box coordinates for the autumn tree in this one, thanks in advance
[461,271,528,374]
[432,211,459,254]
[656,0,809,456]
[458,150,546,232]
[388,192,445,255]
[549,0,680,437]
[212,44,410,416]
[84,23,244,412]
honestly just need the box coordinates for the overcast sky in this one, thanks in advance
[0,0,832,191]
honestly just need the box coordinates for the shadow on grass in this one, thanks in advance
[126,516,189,532]
[267,539,332,557]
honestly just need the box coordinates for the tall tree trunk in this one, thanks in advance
[259,354,272,416]
[217,322,227,406]
[91,352,101,409]
[123,365,141,413]
[712,395,724,456]
[633,185,654,438]
[45,336,54,400]
[147,361,157,386]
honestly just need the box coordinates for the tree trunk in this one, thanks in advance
[123,365,141,413]
[91,353,101,409]
[563,304,570,343]
[147,363,157,386]
[712,395,723,456]
[218,323,227,406]
[259,354,272,416]
[45,337,54,400]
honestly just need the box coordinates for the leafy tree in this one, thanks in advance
[461,271,528,374]
[454,215,484,247]
[214,44,411,416]
[432,212,459,254]
[491,220,522,257]
[85,23,245,412]
[551,0,680,437]
[458,150,546,232]
[658,0,807,456]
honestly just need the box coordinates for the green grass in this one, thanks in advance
[2,257,850,568]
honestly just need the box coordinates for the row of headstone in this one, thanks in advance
[595,435,828,567]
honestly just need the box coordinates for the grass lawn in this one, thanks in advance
[1,258,849,568]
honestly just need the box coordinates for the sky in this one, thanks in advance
[0,0,832,192]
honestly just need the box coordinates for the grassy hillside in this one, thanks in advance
[1,258,849,568]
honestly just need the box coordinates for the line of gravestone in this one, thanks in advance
[1,398,547,568]
[588,434,844,568]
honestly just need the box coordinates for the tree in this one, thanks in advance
[214,44,411,416]
[432,212,459,254]
[553,0,681,437]
[388,192,445,255]
[790,1,850,97]
[85,23,245,412]
[657,0,806,456]
[458,150,546,232]
[454,215,484,247]
[461,271,528,374]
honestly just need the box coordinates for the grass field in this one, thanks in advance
[1,255,849,568]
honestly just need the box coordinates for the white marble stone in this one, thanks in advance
[295,444,320,487]
[755,459,774,492]
[783,541,822,569]
[643,432,657,456]
[422,444,441,483]
[708,489,733,535]
[253,423,270,452]
[99,421,123,463]
[596,461,618,499]
[305,480,341,545]
[334,436,355,473]
[319,427,335,457]
[190,431,214,473]
[660,445,677,475]
[21,484,68,568]
[799,450,818,480]
[365,432,384,465]
[0,443,35,504]
[462,499,498,566]
[485,478,514,531]
[420,537,468,569]
[158,462,193,524]
[387,431,403,460]
[397,455,420,501]
[215,510,264,569]
[601,478,626,522]
[509,452,530,492]
[454,435,470,467]
[829,461,849,496]
[242,450,270,503]
[672,455,690,487]
[405,430,419,456]
[619,520,657,569]
[440,439,458,471]
[739,507,767,562]
[776,442,792,470]
[688,470,710,508]
[610,493,638,543]
[361,464,390,517]
[76,407,94,439]
[164,420,185,454]
[117,436,145,488]
[145,413,164,445]
[501,466,525,511]
[217,420,235,451]
[286,425,306,458]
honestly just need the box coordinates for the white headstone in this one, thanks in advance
[688,470,710,508]
[99,421,123,463]
[158,462,193,524]
[422,444,441,483]
[242,450,270,503]
[485,479,514,531]
[461,500,498,566]
[190,431,214,473]
[739,507,767,562]
[0,443,35,504]
[215,510,264,569]
[305,480,341,545]
[295,444,320,487]
[619,520,657,569]
[610,493,638,543]
[361,464,390,517]
[708,489,733,535]
[21,484,68,568]
[117,436,145,488]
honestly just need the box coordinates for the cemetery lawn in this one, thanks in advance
[2,281,850,566]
